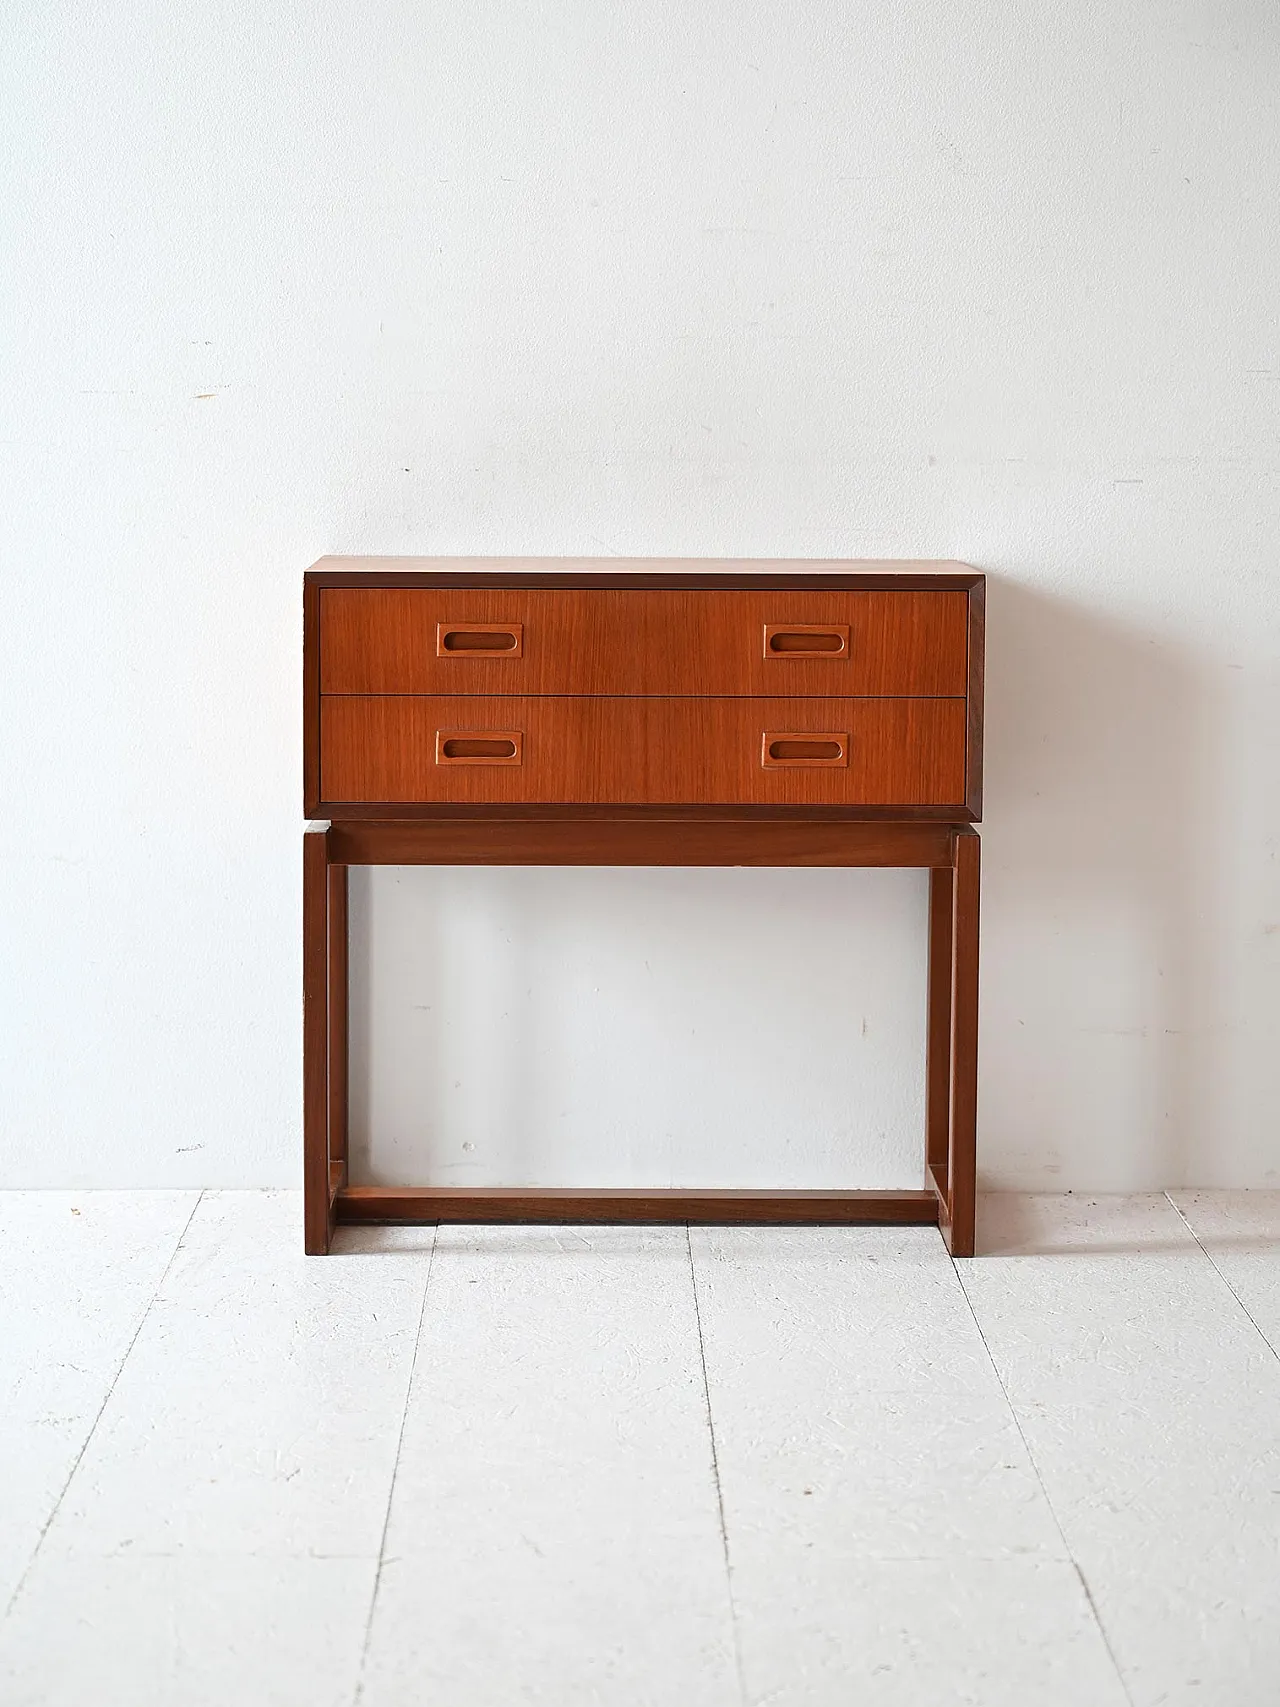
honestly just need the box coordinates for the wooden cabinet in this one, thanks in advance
[303,559,984,1258]
[306,566,983,817]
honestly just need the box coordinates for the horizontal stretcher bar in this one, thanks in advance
[322,819,970,868]
[335,1185,941,1226]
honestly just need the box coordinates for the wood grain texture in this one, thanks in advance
[335,1186,940,1226]
[320,801,974,824]
[319,694,967,808]
[326,817,958,868]
[926,864,954,1182]
[436,621,524,657]
[761,732,849,767]
[302,559,982,1252]
[302,826,332,1255]
[927,1161,952,1248]
[319,588,969,697]
[435,730,523,765]
[306,555,982,589]
[965,578,985,818]
[326,862,348,1191]
[303,579,321,816]
[946,829,981,1258]
[764,621,850,656]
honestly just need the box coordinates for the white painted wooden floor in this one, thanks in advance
[2,1193,1278,1705]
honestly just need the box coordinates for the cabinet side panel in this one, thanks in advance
[965,581,985,820]
[304,577,321,817]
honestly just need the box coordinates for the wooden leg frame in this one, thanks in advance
[303,818,980,1257]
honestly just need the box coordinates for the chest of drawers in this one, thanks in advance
[306,569,982,815]
[303,560,984,1254]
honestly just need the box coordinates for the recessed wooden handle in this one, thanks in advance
[436,622,524,657]
[761,732,849,768]
[763,623,850,658]
[435,731,524,765]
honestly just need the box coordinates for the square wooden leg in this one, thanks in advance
[327,863,349,1194]
[925,863,954,1196]
[945,829,980,1257]
[303,825,335,1254]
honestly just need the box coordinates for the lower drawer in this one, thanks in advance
[320,696,968,807]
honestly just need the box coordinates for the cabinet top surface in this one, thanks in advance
[306,556,982,590]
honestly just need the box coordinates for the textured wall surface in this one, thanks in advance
[3,2,1278,1188]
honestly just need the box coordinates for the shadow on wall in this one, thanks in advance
[343,576,1226,1197]
[980,576,1219,1191]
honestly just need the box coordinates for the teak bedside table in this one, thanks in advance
[303,559,984,1256]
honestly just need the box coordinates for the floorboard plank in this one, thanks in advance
[961,1194,1280,1707]
[0,1193,433,1707]
[0,1191,198,1614]
[691,1224,1126,1705]
[358,1224,739,1707]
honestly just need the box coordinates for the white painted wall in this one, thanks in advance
[3,2,1279,1190]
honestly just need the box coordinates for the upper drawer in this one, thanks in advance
[319,587,969,697]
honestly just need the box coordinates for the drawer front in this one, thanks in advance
[319,588,969,697]
[320,696,967,807]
